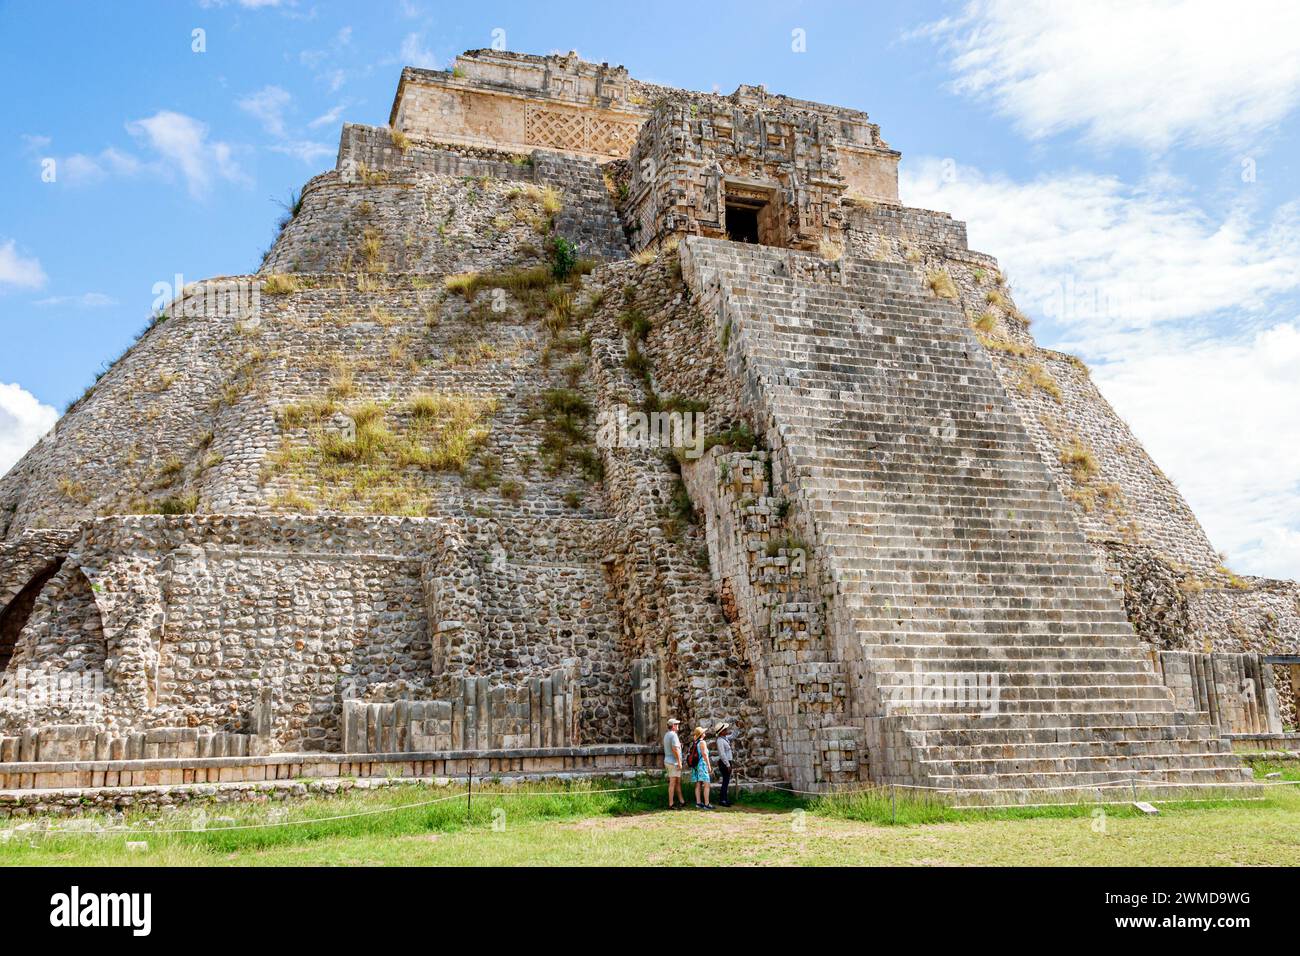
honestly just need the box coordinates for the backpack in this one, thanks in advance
[686,738,700,768]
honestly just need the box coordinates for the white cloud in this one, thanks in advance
[239,85,292,138]
[900,158,1300,356]
[125,111,244,199]
[308,104,346,129]
[920,0,1300,151]
[0,383,57,478]
[57,147,143,185]
[269,140,334,164]
[1094,323,1300,580]
[238,87,333,165]
[34,292,116,308]
[0,240,47,291]
[35,114,243,198]
[298,25,354,79]
[400,33,438,70]
[198,0,289,8]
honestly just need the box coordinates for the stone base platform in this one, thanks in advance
[0,743,659,795]
[944,780,1266,809]
[1227,732,1300,747]
[0,766,667,819]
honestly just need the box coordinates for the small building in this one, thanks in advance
[388,49,901,254]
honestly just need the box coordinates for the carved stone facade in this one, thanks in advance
[622,100,852,253]
[390,51,644,158]
[390,48,900,226]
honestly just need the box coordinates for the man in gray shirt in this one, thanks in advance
[663,718,686,809]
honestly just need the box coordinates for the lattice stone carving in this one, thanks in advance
[527,105,585,150]
[587,115,639,155]
[526,104,638,156]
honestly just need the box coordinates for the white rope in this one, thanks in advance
[5,772,1293,837]
[947,795,1269,811]
[477,782,663,798]
[733,776,1300,797]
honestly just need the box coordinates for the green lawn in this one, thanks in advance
[2,766,1299,867]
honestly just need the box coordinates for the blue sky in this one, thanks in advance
[2,0,1298,577]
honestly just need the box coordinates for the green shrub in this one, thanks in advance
[704,422,757,452]
[624,345,650,378]
[765,535,808,558]
[137,493,199,515]
[620,309,651,340]
[549,235,578,280]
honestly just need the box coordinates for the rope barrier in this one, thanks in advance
[946,794,1269,811]
[3,771,1295,837]
[732,776,1300,798]
[723,777,1292,812]
[476,782,663,798]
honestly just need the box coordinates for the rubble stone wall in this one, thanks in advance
[0,514,638,753]
[578,256,778,775]
[262,125,627,275]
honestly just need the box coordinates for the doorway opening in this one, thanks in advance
[724,199,762,244]
[0,558,63,674]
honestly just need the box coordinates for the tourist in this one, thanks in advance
[663,717,686,809]
[690,726,714,809]
[713,722,734,806]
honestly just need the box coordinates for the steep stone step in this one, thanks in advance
[922,736,1235,761]
[923,766,1255,793]
[884,668,1169,689]
[866,644,1153,662]
[874,656,1159,675]
[908,723,1223,748]
[920,750,1244,777]
[887,697,1176,716]
[900,710,1201,732]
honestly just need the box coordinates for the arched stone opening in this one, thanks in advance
[0,558,65,673]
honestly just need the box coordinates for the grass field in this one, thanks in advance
[2,760,1298,867]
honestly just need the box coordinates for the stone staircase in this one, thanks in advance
[682,237,1254,803]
